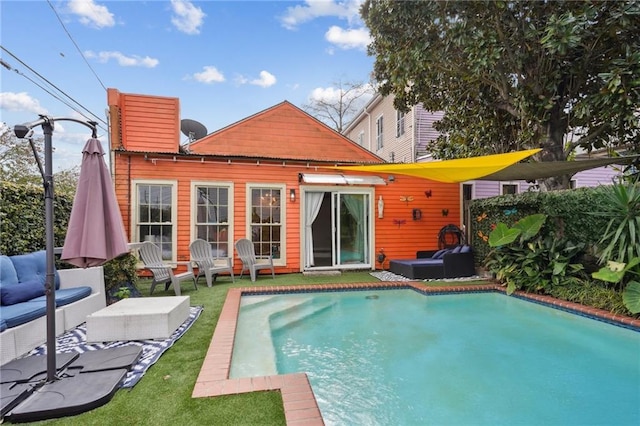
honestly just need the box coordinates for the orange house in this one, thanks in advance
[107,88,462,275]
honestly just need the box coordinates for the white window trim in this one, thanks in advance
[396,110,405,137]
[190,180,234,258]
[376,115,384,150]
[131,179,178,261]
[246,183,287,266]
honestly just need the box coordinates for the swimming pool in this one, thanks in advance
[230,288,640,425]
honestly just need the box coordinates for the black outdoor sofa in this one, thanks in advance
[389,245,476,280]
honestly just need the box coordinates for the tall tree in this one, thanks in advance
[302,80,374,132]
[361,0,640,190]
[0,129,79,194]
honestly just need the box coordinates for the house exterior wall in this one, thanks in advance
[109,89,463,275]
[344,95,443,164]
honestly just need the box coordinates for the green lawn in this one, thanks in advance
[31,271,489,425]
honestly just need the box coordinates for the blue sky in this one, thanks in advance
[1,0,374,170]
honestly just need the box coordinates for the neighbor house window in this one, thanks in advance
[193,183,232,257]
[396,110,405,137]
[248,185,284,262]
[501,183,519,195]
[376,116,384,150]
[357,131,364,146]
[135,181,176,260]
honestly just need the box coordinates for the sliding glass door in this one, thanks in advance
[304,190,371,268]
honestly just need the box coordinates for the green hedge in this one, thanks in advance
[0,181,73,255]
[469,187,612,265]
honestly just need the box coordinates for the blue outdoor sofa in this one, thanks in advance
[389,245,476,280]
[0,251,106,365]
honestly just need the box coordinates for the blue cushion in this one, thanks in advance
[10,251,60,290]
[460,245,472,253]
[0,318,7,332]
[433,249,451,259]
[0,255,19,287]
[431,249,448,259]
[451,245,462,254]
[0,280,45,306]
[30,286,92,307]
[0,301,47,328]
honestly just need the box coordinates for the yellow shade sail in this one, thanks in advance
[330,149,542,183]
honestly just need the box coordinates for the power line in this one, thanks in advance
[0,45,108,128]
[47,0,108,92]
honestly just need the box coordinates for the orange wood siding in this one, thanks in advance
[108,89,180,153]
[114,153,460,273]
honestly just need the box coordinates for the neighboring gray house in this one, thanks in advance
[344,93,623,236]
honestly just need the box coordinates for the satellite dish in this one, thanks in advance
[180,119,207,142]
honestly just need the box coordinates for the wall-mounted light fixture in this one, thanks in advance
[388,175,395,183]
[290,189,296,202]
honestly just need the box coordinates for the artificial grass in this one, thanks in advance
[27,271,489,425]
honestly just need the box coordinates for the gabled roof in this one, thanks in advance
[189,101,383,164]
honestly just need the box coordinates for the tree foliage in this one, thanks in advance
[361,0,640,190]
[302,80,374,132]
[0,130,79,195]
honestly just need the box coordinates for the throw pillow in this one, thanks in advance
[460,245,472,253]
[431,249,447,259]
[0,280,46,305]
[451,245,462,254]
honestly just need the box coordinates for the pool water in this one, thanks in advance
[230,290,640,425]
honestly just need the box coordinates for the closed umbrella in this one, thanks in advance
[61,138,128,267]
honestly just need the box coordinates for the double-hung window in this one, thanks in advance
[193,183,232,257]
[376,116,384,150]
[135,180,176,260]
[248,185,285,262]
[396,110,405,137]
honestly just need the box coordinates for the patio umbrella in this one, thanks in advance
[61,138,129,267]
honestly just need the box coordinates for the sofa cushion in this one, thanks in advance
[0,280,45,306]
[30,286,92,307]
[460,245,472,253]
[0,255,19,287]
[0,301,47,328]
[433,249,451,259]
[451,245,462,254]
[10,251,60,290]
[0,318,6,332]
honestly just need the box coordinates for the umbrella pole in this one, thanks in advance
[42,120,58,383]
[14,116,99,383]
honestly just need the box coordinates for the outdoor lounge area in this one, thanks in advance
[389,245,476,280]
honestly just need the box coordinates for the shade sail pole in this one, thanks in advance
[14,116,98,383]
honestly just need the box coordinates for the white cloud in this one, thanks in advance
[0,92,48,115]
[308,83,373,103]
[325,26,370,50]
[280,0,362,30]
[192,66,225,84]
[68,0,115,29]
[250,71,277,88]
[84,51,159,68]
[171,0,205,35]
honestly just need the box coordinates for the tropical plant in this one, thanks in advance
[594,183,640,264]
[486,214,586,295]
[592,258,640,314]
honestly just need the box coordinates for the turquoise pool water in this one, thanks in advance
[230,290,640,425]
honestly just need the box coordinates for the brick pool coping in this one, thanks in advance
[192,281,640,425]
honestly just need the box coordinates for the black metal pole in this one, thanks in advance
[13,116,97,383]
[42,119,57,383]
